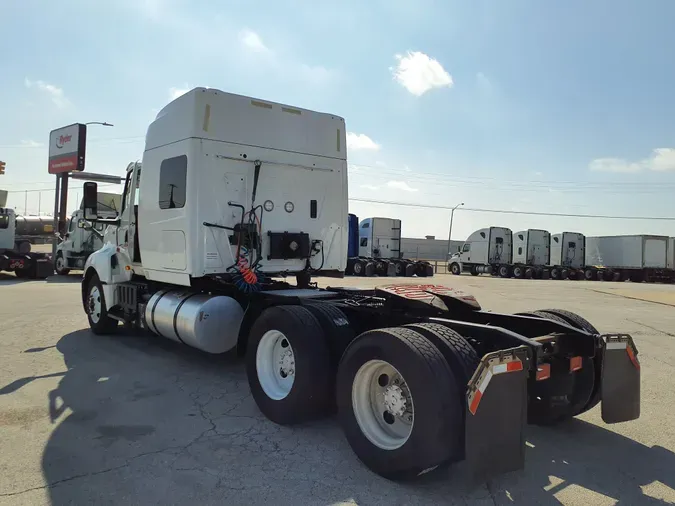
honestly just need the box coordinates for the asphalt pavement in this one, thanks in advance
[1,272,674,505]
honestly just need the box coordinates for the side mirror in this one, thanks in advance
[83,182,98,220]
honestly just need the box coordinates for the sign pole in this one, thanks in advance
[58,173,69,236]
[51,175,60,260]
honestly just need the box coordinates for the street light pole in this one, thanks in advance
[447,202,464,255]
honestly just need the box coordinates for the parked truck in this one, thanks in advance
[78,87,640,481]
[447,226,514,277]
[348,216,433,277]
[549,232,586,280]
[0,207,53,278]
[13,215,55,253]
[584,235,675,282]
[55,192,122,275]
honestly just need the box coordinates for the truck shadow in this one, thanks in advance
[0,273,32,285]
[46,274,82,284]
[38,328,675,505]
[487,420,675,505]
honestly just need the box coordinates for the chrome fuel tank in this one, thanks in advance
[145,289,244,354]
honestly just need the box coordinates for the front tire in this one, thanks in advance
[55,253,70,276]
[84,273,118,335]
[247,305,332,425]
[450,262,461,276]
[337,327,463,480]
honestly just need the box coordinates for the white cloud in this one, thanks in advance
[386,180,419,192]
[589,148,675,173]
[24,78,70,108]
[239,29,269,53]
[649,148,675,171]
[390,51,453,96]
[347,132,381,151]
[360,184,380,191]
[20,140,43,148]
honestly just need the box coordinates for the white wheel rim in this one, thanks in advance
[256,330,295,400]
[56,257,65,270]
[88,285,102,324]
[354,263,362,274]
[352,360,414,451]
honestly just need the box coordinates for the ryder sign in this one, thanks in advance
[48,123,87,174]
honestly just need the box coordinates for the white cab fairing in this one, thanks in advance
[137,88,348,284]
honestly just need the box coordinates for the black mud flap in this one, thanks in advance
[601,334,640,423]
[35,259,54,279]
[465,346,529,481]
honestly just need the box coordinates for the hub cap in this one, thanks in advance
[256,330,296,400]
[88,285,102,324]
[352,360,414,450]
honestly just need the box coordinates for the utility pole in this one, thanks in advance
[447,202,464,256]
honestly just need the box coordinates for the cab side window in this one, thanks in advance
[159,156,187,209]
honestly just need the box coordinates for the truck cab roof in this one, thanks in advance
[146,88,346,160]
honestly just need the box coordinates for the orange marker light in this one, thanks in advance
[536,364,551,381]
[570,356,583,372]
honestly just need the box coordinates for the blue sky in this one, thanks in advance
[2,0,675,240]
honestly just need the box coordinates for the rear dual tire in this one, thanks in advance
[247,305,333,425]
[248,306,477,480]
[337,327,467,480]
[521,309,600,425]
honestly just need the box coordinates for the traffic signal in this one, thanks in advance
[0,161,5,175]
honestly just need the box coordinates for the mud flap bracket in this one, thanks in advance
[465,346,529,481]
[601,333,640,423]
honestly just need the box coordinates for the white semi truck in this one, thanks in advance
[55,192,122,275]
[0,207,53,278]
[447,226,514,277]
[348,216,433,277]
[78,87,640,481]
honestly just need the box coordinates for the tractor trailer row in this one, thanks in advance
[448,226,675,282]
[346,215,434,277]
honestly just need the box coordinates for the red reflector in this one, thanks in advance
[570,356,583,372]
[506,361,524,372]
[626,346,640,370]
[469,390,483,415]
[536,364,551,381]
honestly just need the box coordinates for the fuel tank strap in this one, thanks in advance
[173,293,201,345]
[149,289,171,335]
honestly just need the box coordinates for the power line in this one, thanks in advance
[0,135,145,149]
[348,163,675,190]
[349,197,675,221]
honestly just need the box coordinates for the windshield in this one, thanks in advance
[0,215,9,229]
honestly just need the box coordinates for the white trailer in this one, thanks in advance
[77,87,640,481]
[584,235,674,282]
